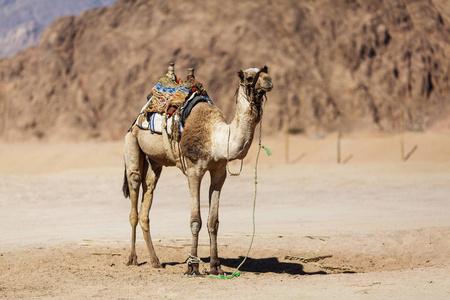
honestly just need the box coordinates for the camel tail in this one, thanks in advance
[123,165,130,198]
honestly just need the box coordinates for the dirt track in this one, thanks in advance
[1,132,449,299]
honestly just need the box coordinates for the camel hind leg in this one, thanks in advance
[139,158,163,268]
[124,130,144,266]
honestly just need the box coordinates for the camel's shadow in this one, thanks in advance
[220,256,327,275]
[164,256,327,275]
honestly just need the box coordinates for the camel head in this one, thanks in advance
[237,66,273,121]
[238,66,273,94]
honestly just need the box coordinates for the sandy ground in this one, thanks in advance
[0,131,449,299]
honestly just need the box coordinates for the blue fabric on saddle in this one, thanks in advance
[180,94,214,126]
[153,83,190,95]
[145,83,191,113]
[134,110,181,134]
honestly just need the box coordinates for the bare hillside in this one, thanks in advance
[0,0,449,142]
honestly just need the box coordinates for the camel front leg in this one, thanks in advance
[139,159,163,268]
[185,167,205,275]
[208,165,226,275]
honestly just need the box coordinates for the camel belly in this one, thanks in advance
[137,129,177,167]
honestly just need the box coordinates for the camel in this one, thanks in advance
[122,66,273,275]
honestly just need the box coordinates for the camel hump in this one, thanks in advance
[180,95,214,126]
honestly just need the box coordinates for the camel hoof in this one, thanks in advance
[184,263,201,276]
[209,260,224,275]
[151,262,164,269]
[209,267,224,275]
[127,254,138,266]
[184,270,202,276]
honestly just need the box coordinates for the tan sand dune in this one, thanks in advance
[0,131,449,298]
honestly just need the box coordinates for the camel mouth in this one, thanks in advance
[260,81,273,92]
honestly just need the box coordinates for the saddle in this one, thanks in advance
[134,73,213,135]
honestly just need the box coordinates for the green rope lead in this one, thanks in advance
[208,142,271,279]
[260,145,272,156]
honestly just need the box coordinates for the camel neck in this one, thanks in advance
[224,85,259,160]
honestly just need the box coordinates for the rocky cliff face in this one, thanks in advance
[0,0,449,142]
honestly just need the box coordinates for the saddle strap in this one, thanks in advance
[162,113,186,174]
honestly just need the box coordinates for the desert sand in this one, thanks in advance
[1,131,449,299]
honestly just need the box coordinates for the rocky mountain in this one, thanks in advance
[0,0,449,142]
[0,0,117,58]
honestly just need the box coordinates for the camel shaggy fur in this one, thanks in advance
[123,66,273,275]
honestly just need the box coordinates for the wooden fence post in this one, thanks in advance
[284,114,290,164]
[337,127,341,164]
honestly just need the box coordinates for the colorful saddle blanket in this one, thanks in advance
[145,83,191,114]
[135,92,213,134]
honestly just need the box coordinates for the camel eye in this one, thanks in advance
[247,76,253,82]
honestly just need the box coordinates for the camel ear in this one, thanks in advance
[261,65,268,73]
[238,70,244,82]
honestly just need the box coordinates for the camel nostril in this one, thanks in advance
[261,81,273,91]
